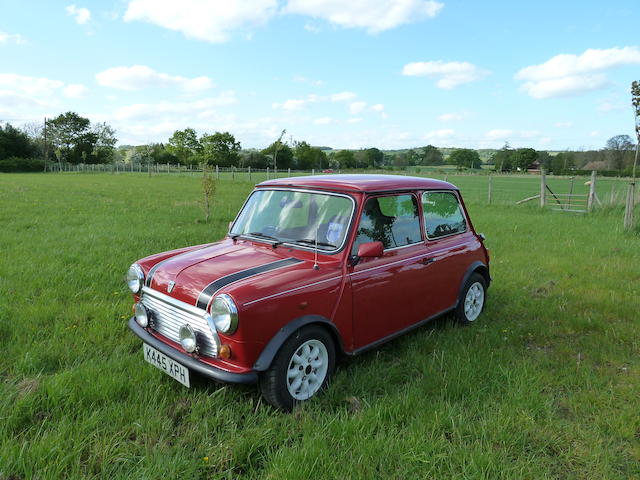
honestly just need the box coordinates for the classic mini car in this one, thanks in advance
[126,175,490,410]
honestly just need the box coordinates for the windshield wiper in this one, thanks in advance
[247,231,282,247]
[292,238,337,249]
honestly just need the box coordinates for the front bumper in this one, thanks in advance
[128,317,258,385]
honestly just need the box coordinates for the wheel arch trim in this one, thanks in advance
[455,261,490,308]
[253,315,344,372]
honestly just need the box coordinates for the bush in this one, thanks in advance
[0,157,45,172]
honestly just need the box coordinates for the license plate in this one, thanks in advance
[143,343,190,387]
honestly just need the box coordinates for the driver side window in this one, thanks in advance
[352,194,421,253]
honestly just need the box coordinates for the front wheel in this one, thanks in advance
[454,273,487,325]
[259,326,335,411]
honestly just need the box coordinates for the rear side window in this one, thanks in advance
[422,191,467,239]
[352,194,421,252]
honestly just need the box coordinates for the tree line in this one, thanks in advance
[1,111,637,175]
[0,111,117,172]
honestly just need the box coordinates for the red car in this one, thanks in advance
[127,175,490,410]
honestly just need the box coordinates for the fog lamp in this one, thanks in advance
[135,302,149,328]
[179,324,198,353]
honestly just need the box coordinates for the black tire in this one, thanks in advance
[454,273,487,325]
[259,325,335,411]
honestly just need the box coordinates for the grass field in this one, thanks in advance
[1,172,639,479]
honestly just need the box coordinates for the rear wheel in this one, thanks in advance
[455,273,487,325]
[259,325,335,411]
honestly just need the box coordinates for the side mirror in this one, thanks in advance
[357,241,384,258]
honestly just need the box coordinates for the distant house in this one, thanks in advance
[527,160,541,174]
[582,160,608,171]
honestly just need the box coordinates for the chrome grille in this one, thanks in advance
[140,287,219,357]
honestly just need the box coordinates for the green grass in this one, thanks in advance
[1,172,639,479]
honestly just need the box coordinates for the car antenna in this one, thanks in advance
[312,225,320,270]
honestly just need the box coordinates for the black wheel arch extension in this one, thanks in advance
[253,315,345,372]
[455,261,491,308]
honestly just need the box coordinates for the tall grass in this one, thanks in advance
[0,173,638,479]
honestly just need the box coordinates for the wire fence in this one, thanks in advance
[43,162,639,220]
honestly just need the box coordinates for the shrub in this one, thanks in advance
[0,157,44,172]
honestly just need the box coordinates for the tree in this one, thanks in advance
[364,147,384,168]
[92,122,117,164]
[168,128,201,165]
[491,143,514,172]
[200,131,240,167]
[511,148,538,171]
[0,123,37,159]
[334,150,355,169]
[632,80,640,179]
[46,112,92,164]
[605,135,634,170]
[449,148,481,170]
[262,141,293,169]
[421,145,443,165]
[294,141,326,170]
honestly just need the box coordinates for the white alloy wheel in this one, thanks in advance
[464,281,485,322]
[286,339,329,400]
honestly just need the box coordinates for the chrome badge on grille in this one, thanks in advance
[167,281,175,293]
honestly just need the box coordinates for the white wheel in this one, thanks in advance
[286,339,329,400]
[464,282,484,322]
[455,273,487,325]
[260,325,336,411]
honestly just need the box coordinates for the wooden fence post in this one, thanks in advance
[624,182,635,230]
[288,167,291,177]
[540,169,546,208]
[312,169,315,176]
[232,167,235,180]
[267,167,270,179]
[487,175,492,204]
[215,165,219,180]
[587,170,596,212]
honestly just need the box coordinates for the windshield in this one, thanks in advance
[230,189,354,252]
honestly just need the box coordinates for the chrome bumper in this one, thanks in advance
[128,317,258,385]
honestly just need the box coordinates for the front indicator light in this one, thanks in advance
[219,344,231,359]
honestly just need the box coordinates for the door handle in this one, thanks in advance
[420,257,436,265]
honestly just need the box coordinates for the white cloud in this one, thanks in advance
[370,103,384,112]
[554,121,573,128]
[63,84,89,99]
[347,117,362,124]
[402,61,488,88]
[589,130,601,137]
[349,101,367,114]
[598,101,623,112]
[313,117,332,125]
[272,98,311,111]
[515,46,640,99]
[424,128,454,140]
[124,0,278,43]
[95,65,214,92]
[66,5,91,24]
[304,23,322,33]
[0,31,26,45]
[113,92,237,121]
[330,91,356,102]
[485,129,513,140]
[285,0,443,33]
[293,75,323,86]
[0,73,64,97]
[438,111,470,122]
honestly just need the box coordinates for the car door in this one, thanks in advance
[349,193,433,350]
[421,190,473,313]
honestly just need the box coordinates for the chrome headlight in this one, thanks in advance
[126,263,144,293]
[210,294,238,335]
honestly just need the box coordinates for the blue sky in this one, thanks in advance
[1,0,639,150]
